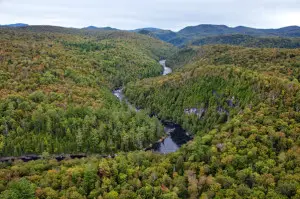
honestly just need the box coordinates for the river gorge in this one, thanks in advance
[113,60,192,154]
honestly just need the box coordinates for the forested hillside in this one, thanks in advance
[178,25,300,38]
[0,27,176,156]
[135,25,300,47]
[122,45,300,198]
[1,26,300,199]
[191,34,300,49]
[167,45,300,80]
[2,48,300,198]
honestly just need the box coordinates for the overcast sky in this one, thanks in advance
[0,0,300,31]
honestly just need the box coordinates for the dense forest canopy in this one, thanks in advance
[0,27,176,156]
[167,45,300,81]
[191,34,300,49]
[123,44,300,198]
[1,25,300,199]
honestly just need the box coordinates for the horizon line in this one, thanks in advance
[1,23,300,32]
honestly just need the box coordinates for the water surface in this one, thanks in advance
[113,60,192,154]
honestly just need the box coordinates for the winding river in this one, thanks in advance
[0,60,191,163]
[0,124,192,162]
[113,60,192,154]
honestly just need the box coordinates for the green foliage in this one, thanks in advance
[168,45,300,82]
[0,28,174,156]
[0,178,35,199]
[2,26,300,199]
[0,93,165,155]
[192,34,300,48]
[120,44,300,198]
[29,91,46,103]
[125,66,256,134]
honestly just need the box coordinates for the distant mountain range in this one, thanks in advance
[136,24,300,46]
[82,26,119,31]
[130,27,163,32]
[0,23,29,27]
[178,24,300,37]
[2,23,300,47]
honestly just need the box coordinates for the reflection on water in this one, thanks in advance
[113,88,138,111]
[160,60,172,76]
[112,60,192,154]
[113,88,124,101]
[150,122,192,154]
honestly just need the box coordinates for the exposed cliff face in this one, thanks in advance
[184,107,206,118]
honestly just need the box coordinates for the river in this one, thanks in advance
[113,60,192,154]
[0,60,189,163]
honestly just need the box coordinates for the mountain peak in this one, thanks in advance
[178,24,230,35]
[83,26,118,31]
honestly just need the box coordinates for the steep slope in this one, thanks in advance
[1,26,300,198]
[167,45,300,81]
[122,46,300,198]
[0,27,177,156]
[2,47,300,198]
[191,34,300,48]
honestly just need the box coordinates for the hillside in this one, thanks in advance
[167,45,300,79]
[1,43,300,198]
[1,25,300,198]
[135,25,300,47]
[126,45,300,132]
[0,27,177,156]
[191,34,300,48]
[82,26,119,31]
[122,45,300,198]
[4,24,300,47]
[178,25,300,38]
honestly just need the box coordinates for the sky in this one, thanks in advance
[0,0,300,31]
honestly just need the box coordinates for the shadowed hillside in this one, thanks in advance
[0,27,176,156]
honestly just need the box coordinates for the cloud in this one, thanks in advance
[0,0,299,30]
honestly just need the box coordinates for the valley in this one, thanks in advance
[113,60,192,154]
[0,24,300,199]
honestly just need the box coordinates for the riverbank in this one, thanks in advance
[0,60,192,163]
[113,60,193,154]
[0,153,118,163]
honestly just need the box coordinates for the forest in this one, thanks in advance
[1,26,300,198]
[191,34,300,49]
[0,27,176,156]
[134,25,300,47]
[124,44,300,198]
